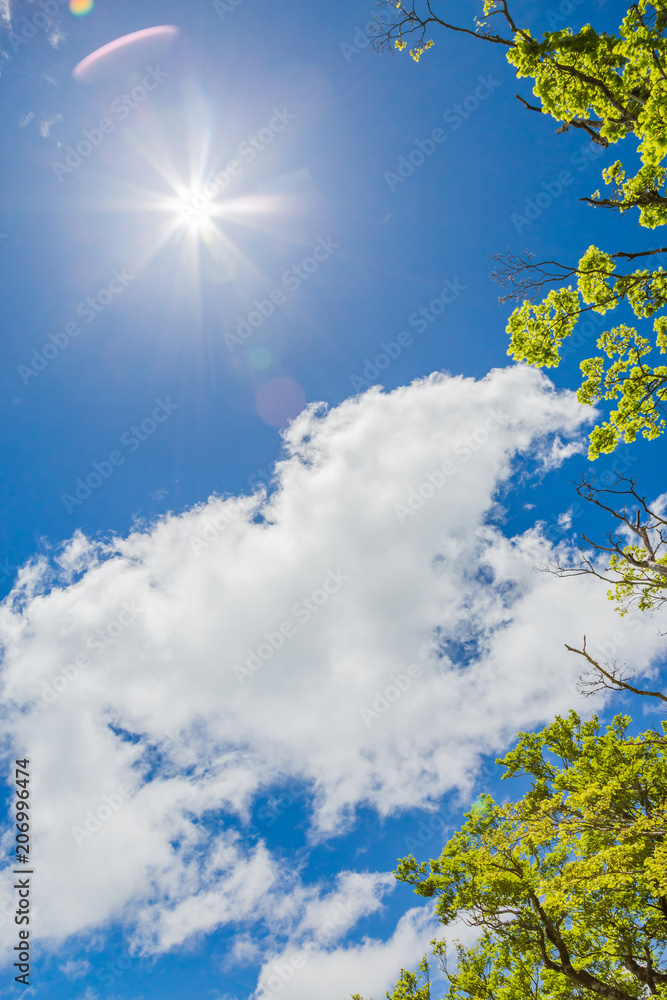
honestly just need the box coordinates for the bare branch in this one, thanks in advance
[489,250,578,303]
[582,192,667,212]
[370,0,514,54]
[546,474,667,616]
[611,248,667,260]
[565,638,667,703]
[487,250,667,306]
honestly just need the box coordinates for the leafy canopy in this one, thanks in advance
[348,710,667,999]
[374,1,667,457]
[507,246,667,458]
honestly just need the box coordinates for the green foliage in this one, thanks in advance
[376,1,667,456]
[350,711,667,1000]
[503,1,667,457]
[506,287,580,368]
[607,540,667,614]
[599,161,667,229]
[506,246,667,458]
[384,1,667,198]
[506,5,667,193]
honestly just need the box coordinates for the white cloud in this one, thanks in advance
[287,871,395,946]
[253,905,459,1000]
[0,366,664,967]
[59,959,90,980]
[39,112,62,137]
[48,27,65,49]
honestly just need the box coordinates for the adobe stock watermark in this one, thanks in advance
[4,0,69,58]
[589,446,638,488]
[511,139,606,233]
[0,558,15,585]
[0,893,15,930]
[213,0,244,20]
[359,652,430,727]
[223,236,340,353]
[339,8,391,62]
[38,602,144,708]
[318,896,364,942]
[255,777,310,828]
[51,66,168,182]
[257,954,308,997]
[558,295,638,368]
[394,409,510,523]
[533,447,637,554]
[563,612,648,700]
[385,75,501,191]
[403,810,449,854]
[256,898,363,997]
[70,783,133,846]
[247,464,274,492]
[188,499,245,553]
[64,955,134,1000]
[18,267,135,385]
[61,398,180,513]
[179,107,296,223]
[593,617,645,662]
[233,568,350,685]
[359,641,433,728]
[544,0,608,29]
[349,277,467,392]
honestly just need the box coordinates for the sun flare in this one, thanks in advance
[176,191,214,232]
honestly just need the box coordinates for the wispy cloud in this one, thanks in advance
[59,959,91,981]
[40,112,62,137]
[49,26,65,49]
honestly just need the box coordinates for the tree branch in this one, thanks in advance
[565,638,667,703]
[611,248,667,260]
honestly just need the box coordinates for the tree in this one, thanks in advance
[348,710,667,1000]
[372,1,667,458]
[535,469,667,694]
[550,473,667,615]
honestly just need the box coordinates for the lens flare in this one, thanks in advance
[256,378,306,427]
[468,795,493,823]
[72,25,178,81]
[250,347,272,370]
[70,0,94,14]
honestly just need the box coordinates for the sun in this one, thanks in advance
[72,97,304,301]
[176,191,214,232]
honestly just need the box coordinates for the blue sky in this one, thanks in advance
[0,1,665,999]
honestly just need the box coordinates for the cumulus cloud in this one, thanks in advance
[286,871,395,944]
[252,902,483,1000]
[254,906,440,1000]
[0,366,664,973]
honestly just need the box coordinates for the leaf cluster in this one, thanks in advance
[373,1,667,456]
[351,712,667,1000]
[506,246,667,457]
